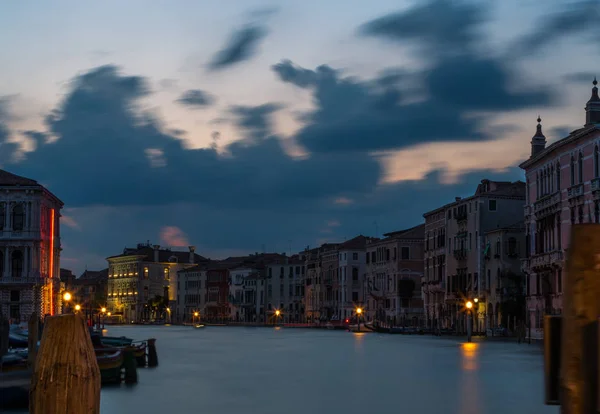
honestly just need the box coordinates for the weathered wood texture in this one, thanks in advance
[0,311,8,359]
[561,224,600,414]
[28,312,38,368]
[30,313,101,414]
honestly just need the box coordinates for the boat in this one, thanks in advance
[99,335,134,347]
[95,348,125,384]
[8,331,28,348]
[1,353,28,373]
[0,370,31,409]
[194,324,205,329]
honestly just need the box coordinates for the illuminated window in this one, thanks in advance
[164,267,170,280]
[143,267,149,278]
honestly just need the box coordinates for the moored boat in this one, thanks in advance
[95,348,125,384]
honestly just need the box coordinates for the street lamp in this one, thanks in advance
[194,311,199,324]
[356,307,363,332]
[62,292,72,314]
[473,298,478,303]
[107,312,111,316]
[275,309,281,325]
[74,304,81,312]
[465,301,473,342]
[101,307,107,313]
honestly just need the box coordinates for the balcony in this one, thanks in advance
[453,249,468,261]
[567,184,584,200]
[592,178,600,194]
[528,251,564,270]
[0,273,45,285]
[533,192,561,215]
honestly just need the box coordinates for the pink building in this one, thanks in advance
[520,79,600,340]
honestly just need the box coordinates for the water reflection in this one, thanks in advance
[459,342,482,414]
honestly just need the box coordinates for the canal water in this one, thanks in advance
[10,325,558,414]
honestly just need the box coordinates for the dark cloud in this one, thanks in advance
[230,103,283,139]
[512,0,599,56]
[208,24,267,71]
[3,65,379,210]
[176,89,215,108]
[272,58,551,154]
[359,0,486,53]
[0,98,20,166]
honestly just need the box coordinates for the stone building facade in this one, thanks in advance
[520,79,600,340]
[423,207,447,330]
[0,169,63,321]
[106,243,205,322]
[365,225,424,326]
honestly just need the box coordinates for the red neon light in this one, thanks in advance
[49,209,55,315]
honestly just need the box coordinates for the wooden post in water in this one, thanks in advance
[28,312,38,368]
[560,224,600,414]
[30,313,101,414]
[0,310,8,359]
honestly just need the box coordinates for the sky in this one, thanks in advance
[0,0,599,274]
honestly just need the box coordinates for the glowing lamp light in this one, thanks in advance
[74,304,81,311]
[194,312,199,317]
[474,298,479,303]
[356,307,363,315]
[466,301,473,309]
[275,310,281,316]
[63,292,72,302]
[107,312,111,316]
[345,319,349,323]
[101,307,107,313]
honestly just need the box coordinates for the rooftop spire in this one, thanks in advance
[586,77,600,125]
[530,115,546,158]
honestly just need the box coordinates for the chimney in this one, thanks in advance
[189,246,196,264]
[153,245,160,262]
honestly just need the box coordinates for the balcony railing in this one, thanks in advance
[455,210,468,222]
[0,274,45,285]
[528,251,564,269]
[453,249,468,260]
[533,191,561,214]
[567,184,584,199]
[592,178,600,193]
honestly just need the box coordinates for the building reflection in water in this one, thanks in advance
[459,342,482,414]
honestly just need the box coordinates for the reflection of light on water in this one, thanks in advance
[274,326,281,331]
[459,342,481,414]
[461,342,478,371]
[353,332,365,350]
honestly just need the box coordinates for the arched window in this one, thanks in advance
[11,250,23,278]
[579,205,584,223]
[578,152,584,183]
[12,204,24,231]
[556,162,561,190]
[536,172,540,198]
[595,145,599,178]
[571,155,576,186]
[550,165,554,192]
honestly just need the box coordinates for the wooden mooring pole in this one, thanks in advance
[30,313,101,414]
[558,224,600,414]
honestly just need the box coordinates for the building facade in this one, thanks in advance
[425,179,525,333]
[423,207,447,330]
[336,236,372,320]
[0,169,63,321]
[106,243,204,322]
[365,225,425,326]
[520,79,600,340]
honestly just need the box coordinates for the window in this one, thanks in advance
[487,269,491,291]
[596,201,600,223]
[163,267,169,280]
[280,267,284,279]
[556,162,561,189]
[447,210,452,219]
[571,208,576,224]
[366,253,370,264]
[488,200,497,211]
[12,204,24,231]
[279,284,283,296]
[352,292,359,302]
[386,249,390,261]
[143,267,149,278]
[571,155,575,186]
[268,268,272,278]
[11,250,23,278]
[352,267,358,281]
[578,152,584,183]
[579,205,584,223]
[353,252,358,260]
[508,237,517,256]
[0,203,4,231]
[401,247,410,260]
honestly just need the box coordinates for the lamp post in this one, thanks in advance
[465,300,473,342]
[62,292,72,314]
[194,311,199,324]
[275,309,281,325]
[100,307,106,329]
[356,307,363,332]
[74,304,81,312]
